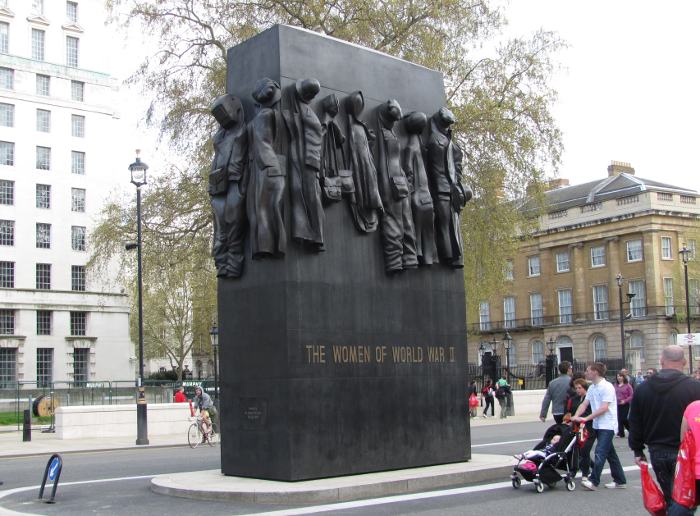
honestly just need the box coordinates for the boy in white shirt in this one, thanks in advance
[572,362,627,490]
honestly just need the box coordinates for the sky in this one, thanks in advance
[109,1,700,193]
[503,0,700,192]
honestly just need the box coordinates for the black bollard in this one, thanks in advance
[23,409,31,441]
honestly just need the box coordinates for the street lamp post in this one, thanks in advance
[209,324,219,405]
[503,331,512,376]
[478,342,486,387]
[128,150,149,446]
[680,244,694,374]
[616,273,626,370]
[545,337,557,386]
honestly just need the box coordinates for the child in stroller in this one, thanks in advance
[511,423,579,493]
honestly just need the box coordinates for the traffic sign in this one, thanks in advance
[677,333,700,346]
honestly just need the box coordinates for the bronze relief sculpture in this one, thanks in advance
[283,78,325,252]
[208,80,472,275]
[345,91,383,233]
[209,94,249,278]
[247,78,287,259]
[403,111,437,266]
[426,107,472,268]
[376,99,417,273]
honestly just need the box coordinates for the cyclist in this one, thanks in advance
[193,386,216,439]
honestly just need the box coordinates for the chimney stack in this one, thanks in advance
[607,160,635,177]
[546,178,570,191]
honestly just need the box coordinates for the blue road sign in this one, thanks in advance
[48,457,61,481]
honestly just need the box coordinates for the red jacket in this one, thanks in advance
[174,391,187,403]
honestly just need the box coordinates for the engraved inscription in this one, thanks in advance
[303,345,455,365]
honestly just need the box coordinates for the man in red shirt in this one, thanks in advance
[174,387,187,403]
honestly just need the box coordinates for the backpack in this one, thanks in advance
[496,387,507,400]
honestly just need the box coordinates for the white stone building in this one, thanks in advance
[0,0,132,387]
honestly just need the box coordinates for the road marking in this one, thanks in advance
[0,474,154,501]
[472,438,541,448]
[244,465,641,516]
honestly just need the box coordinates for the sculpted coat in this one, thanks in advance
[246,78,287,259]
[427,107,469,268]
[208,94,248,278]
[376,99,417,273]
[282,78,325,251]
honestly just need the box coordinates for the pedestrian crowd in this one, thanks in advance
[531,345,700,514]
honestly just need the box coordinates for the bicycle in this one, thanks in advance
[187,413,218,448]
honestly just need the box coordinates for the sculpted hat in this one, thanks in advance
[403,111,427,134]
[436,106,456,126]
[345,91,365,117]
[252,77,281,107]
[320,93,340,115]
[211,94,243,128]
[379,99,403,123]
[295,78,321,102]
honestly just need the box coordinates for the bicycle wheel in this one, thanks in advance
[187,423,201,449]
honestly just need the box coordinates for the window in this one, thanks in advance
[36,310,51,335]
[71,265,85,291]
[504,297,516,329]
[36,184,50,209]
[70,311,86,336]
[478,301,490,331]
[66,36,79,67]
[530,293,543,325]
[617,195,639,205]
[626,239,643,262]
[593,335,607,361]
[0,219,13,245]
[35,263,51,289]
[71,80,84,102]
[689,240,697,261]
[36,222,50,248]
[71,151,85,174]
[71,114,85,137]
[549,210,567,219]
[593,285,609,320]
[32,0,44,14]
[670,331,678,346]
[37,348,53,388]
[0,309,14,334]
[504,259,514,280]
[71,188,85,212]
[66,1,78,23]
[0,141,14,165]
[36,146,51,170]
[556,251,570,272]
[591,245,606,267]
[71,225,86,251]
[0,261,13,288]
[629,280,647,317]
[690,279,700,316]
[0,179,12,205]
[0,22,8,54]
[72,348,89,386]
[35,74,50,96]
[31,29,45,61]
[680,195,697,205]
[664,277,674,316]
[657,192,673,201]
[527,255,540,277]
[581,202,602,213]
[661,236,672,260]
[0,67,13,89]
[629,331,644,359]
[532,340,544,365]
[0,347,16,387]
[558,289,573,324]
[0,103,13,127]
[36,109,50,132]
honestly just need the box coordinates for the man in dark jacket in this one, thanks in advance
[540,361,573,424]
[628,345,700,504]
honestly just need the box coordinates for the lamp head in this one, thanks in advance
[128,149,148,187]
